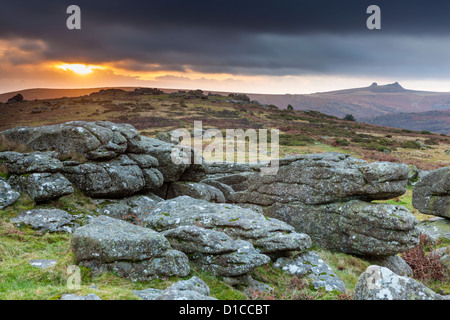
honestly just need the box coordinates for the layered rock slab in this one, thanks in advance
[231,153,410,206]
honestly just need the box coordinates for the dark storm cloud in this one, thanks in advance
[1,0,450,77]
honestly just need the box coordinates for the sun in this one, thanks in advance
[56,63,103,75]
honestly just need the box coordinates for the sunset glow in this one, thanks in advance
[56,63,104,75]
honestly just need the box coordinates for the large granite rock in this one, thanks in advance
[354,265,447,300]
[143,196,311,256]
[412,167,450,218]
[71,216,190,281]
[266,200,419,256]
[0,179,20,209]
[231,153,410,206]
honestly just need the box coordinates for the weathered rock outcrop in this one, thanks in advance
[6,94,24,104]
[412,167,450,219]
[141,196,310,276]
[71,216,190,281]
[0,121,138,161]
[354,265,447,300]
[367,255,413,277]
[0,122,201,198]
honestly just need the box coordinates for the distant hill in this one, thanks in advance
[363,110,450,135]
[247,82,450,119]
[0,87,139,102]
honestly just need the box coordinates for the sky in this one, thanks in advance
[1,0,450,94]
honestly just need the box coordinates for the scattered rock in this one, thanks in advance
[354,265,446,300]
[417,217,450,242]
[275,251,347,293]
[222,274,273,297]
[227,93,250,102]
[428,246,450,269]
[71,216,190,281]
[11,209,76,233]
[367,255,413,277]
[6,94,24,104]
[412,167,450,218]
[0,179,20,210]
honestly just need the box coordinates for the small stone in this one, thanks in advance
[29,259,58,269]
[60,293,102,300]
[275,251,347,293]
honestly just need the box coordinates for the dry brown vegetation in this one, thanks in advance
[1,89,449,170]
